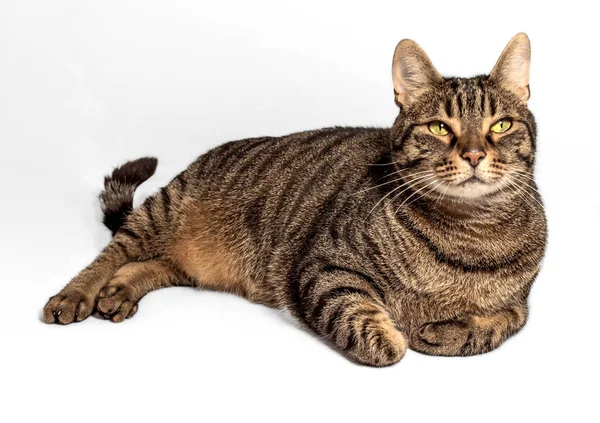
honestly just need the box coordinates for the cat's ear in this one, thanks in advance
[392,39,443,107]
[489,33,531,103]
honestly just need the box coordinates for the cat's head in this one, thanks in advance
[390,33,535,201]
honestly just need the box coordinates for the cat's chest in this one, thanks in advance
[382,254,529,332]
[373,225,532,325]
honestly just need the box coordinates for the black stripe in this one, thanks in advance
[477,79,487,113]
[280,130,358,223]
[324,301,347,335]
[344,312,360,350]
[175,173,187,192]
[321,265,385,303]
[514,118,536,149]
[483,329,495,352]
[490,93,498,116]
[219,139,279,192]
[357,310,381,344]
[384,341,399,362]
[253,129,339,202]
[297,272,322,321]
[515,151,534,167]
[449,79,460,92]
[161,187,171,217]
[309,286,372,324]
[361,232,403,288]
[216,137,270,172]
[457,94,464,116]
[118,227,141,241]
[396,124,417,150]
[359,317,373,345]
[114,241,130,259]
[397,210,526,272]
[444,98,453,118]
[287,193,343,322]
[460,332,474,355]
[143,199,159,236]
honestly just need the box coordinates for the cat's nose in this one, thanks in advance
[461,150,486,167]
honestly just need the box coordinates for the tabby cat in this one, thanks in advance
[43,33,547,367]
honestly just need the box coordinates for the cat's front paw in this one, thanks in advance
[347,320,408,367]
[410,319,473,356]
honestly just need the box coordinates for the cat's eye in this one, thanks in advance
[428,121,450,136]
[490,119,512,134]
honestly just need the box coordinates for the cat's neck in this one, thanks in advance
[396,189,535,234]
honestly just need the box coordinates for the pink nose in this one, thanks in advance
[461,150,486,167]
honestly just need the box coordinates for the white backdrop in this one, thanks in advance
[1,1,598,422]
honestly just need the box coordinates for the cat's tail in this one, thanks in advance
[99,157,158,235]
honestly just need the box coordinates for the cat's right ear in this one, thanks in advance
[392,39,443,107]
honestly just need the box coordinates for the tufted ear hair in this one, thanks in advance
[489,33,531,103]
[392,39,443,107]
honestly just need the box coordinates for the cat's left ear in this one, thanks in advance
[489,33,531,103]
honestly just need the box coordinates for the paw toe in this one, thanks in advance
[43,292,93,325]
[110,300,134,323]
[96,285,137,323]
[99,285,118,298]
[418,323,441,345]
[97,297,120,314]
[127,303,138,319]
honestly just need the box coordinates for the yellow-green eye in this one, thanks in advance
[490,119,512,134]
[428,121,449,136]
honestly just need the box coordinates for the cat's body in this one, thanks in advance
[43,34,547,366]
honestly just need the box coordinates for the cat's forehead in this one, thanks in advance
[409,75,518,130]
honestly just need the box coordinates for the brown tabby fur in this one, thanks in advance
[43,34,546,367]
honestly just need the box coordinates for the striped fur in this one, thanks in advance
[43,34,546,367]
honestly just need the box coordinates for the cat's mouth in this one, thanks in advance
[435,174,506,200]
[458,175,484,186]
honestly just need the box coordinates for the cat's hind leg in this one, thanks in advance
[43,157,166,324]
[43,179,183,324]
[96,260,191,322]
[43,232,145,324]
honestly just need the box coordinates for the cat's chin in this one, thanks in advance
[436,180,505,200]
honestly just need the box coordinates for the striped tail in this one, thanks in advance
[99,157,158,235]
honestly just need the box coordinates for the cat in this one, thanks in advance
[43,33,547,367]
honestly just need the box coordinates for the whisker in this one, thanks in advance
[364,173,436,220]
[395,178,441,213]
[379,167,432,180]
[508,171,536,185]
[353,169,433,196]
[408,181,445,208]
[385,174,438,208]
[508,172,544,199]
[503,177,532,209]
[368,160,401,167]
[435,181,451,206]
[509,169,535,178]
[505,175,544,210]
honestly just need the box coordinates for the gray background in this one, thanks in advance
[1,1,598,422]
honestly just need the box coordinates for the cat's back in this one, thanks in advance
[187,126,390,200]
